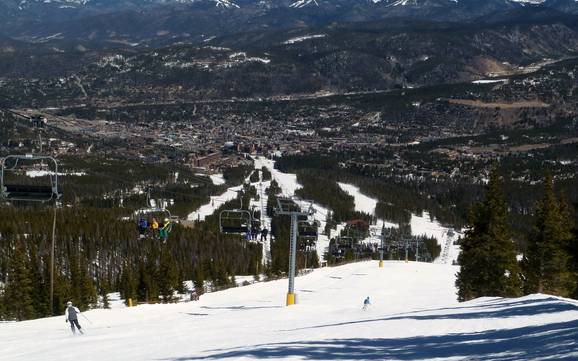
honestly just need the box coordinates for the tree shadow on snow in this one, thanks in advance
[168,320,578,360]
[416,297,568,315]
[165,297,578,361]
[199,305,282,311]
[283,297,578,332]
[181,312,210,317]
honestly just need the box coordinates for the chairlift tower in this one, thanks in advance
[275,197,314,306]
[370,224,388,268]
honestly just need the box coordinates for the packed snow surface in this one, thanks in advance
[338,182,377,214]
[187,185,242,222]
[2,261,578,361]
[208,173,225,186]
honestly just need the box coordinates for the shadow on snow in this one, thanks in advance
[166,297,578,360]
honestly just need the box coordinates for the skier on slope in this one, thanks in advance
[65,301,84,335]
[260,228,269,242]
[362,296,371,311]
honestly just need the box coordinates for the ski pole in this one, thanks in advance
[80,313,93,325]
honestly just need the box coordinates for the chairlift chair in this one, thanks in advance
[134,207,172,240]
[1,154,62,202]
[134,207,172,222]
[251,207,261,230]
[298,237,316,252]
[337,236,355,255]
[298,220,318,240]
[30,115,47,129]
[330,236,353,258]
[275,197,302,214]
[219,209,252,235]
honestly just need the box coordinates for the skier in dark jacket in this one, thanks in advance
[138,217,148,239]
[362,296,371,311]
[260,228,269,242]
[65,301,83,334]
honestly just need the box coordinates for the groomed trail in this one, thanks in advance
[1,261,578,361]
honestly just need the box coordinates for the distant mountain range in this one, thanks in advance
[4,0,578,13]
[0,0,577,48]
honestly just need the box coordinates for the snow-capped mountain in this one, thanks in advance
[2,0,577,15]
[0,0,576,46]
[3,0,241,12]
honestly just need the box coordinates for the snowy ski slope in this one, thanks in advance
[187,156,461,265]
[1,261,577,361]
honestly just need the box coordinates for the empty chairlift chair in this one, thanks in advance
[1,154,62,202]
[220,209,252,235]
[298,220,318,239]
[251,208,261,231]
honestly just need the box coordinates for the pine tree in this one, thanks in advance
[119,262,137,305]
[192,267,205,297]
[0,283,6,320]
[569,228,578,299]
[4,240,36,320]
[523,174,574,297]
[158,250,178,303]
[80,262,97,310]
[30,250,50,318]
[101,287,110,309]
[456,168,522,302]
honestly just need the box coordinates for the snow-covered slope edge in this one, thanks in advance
[1,261,577,361]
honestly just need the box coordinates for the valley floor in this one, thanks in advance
[1,261,577,361]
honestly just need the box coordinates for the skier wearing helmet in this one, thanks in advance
[65,301,83,334]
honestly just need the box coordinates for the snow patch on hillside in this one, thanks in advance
[209,173,226,185]
[283,34,326,44]
[26,170,86,177]
[290,0,318,8]
[187,185,242,222]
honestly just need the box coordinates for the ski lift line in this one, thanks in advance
[0,91,65,127]
[0,106,56,133]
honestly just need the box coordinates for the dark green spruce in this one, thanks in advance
[523,174,575,297]
[456,168,522,302]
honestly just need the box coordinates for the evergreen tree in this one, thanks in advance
[4,240,36,320]
[102,287,110,309]
[456,168,522,302]
[192,267,205,297]
[79,260,98,310]
[569,228,578,299]
[119,262,137,305]
[30,251,50,318]
[524,175,575,297]
[0,283,6,320]
[50,264,70,316]
[158,250,178,303]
